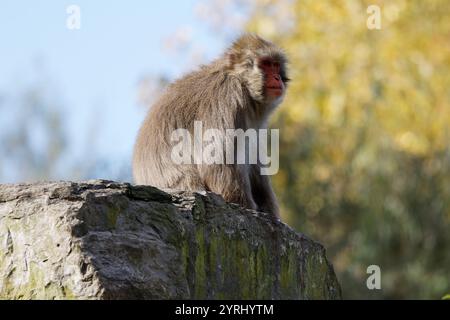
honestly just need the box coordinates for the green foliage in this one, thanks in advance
[246,0,450,299]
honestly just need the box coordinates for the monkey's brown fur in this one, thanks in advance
[133,34,289,218]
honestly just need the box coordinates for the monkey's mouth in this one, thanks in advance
[266,87,283,96]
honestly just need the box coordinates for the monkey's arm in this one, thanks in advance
[250,164,280,219]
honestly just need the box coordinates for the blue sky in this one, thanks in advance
[0,1,229,182]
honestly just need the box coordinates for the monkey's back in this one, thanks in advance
[132,60,247,190]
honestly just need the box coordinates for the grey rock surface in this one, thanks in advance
[0,180,341,299]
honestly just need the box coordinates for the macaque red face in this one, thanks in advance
[259,58,285,99]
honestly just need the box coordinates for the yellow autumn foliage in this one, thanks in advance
[244,0,450,299]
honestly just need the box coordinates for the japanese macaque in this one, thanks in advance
[133,34,289,219]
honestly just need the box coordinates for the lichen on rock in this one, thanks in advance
[0,180,341,299]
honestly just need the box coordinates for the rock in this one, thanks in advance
[0,180,341,299]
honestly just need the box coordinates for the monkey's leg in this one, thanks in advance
[199,164,258,211]
[170,165,206,191]
[250,164,280,219]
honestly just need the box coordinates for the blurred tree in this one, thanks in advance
[0,83,67,182]
[0,71,131,183]
[136,75,170,109]
[217,0,450,299]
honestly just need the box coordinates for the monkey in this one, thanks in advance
[133,34,289,219]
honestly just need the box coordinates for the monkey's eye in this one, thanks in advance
[260,59,271,67]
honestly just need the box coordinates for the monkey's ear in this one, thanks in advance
[226,52,238,68]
